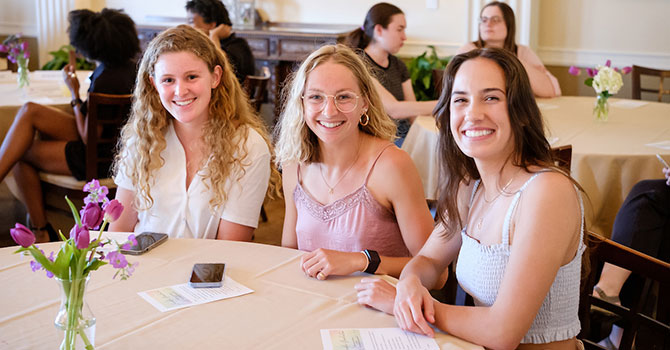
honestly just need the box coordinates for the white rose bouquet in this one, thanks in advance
[569,60,631,121]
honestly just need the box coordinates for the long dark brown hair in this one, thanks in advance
[433,48,556,236]
[342,2,403,50]
[474,1,518,55]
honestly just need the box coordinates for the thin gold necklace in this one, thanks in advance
[476,175,515,231]
[319,138,362,195]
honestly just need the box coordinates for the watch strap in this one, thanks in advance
[363,249,380,274]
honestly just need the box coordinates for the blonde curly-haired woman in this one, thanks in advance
[110,25,278,241]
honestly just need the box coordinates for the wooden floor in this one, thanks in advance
[0,181,286,248]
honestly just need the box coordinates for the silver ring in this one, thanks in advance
[316,271,326,280]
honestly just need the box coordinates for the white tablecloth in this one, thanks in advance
[402,96,670,236]
[0,236,483,349]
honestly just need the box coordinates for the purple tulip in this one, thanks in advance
[622,66,632,75]
[103,199,124,222]
[586,68,597,77]
[614,67,619,72]
[10,223,35,248]
[70,224,90,249]
[605,59,611,67]
[7,55,16,64]
[568,66,581,76]
[107,251,128,268]
[0,44,7,52]
[20,41,28,51]
[23,51,29,59]
[80,202,104,229]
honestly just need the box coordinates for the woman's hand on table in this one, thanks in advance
[393,275,436,337]
[355,277,396,315]
[300,248,367,280]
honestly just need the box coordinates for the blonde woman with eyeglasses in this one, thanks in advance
[274,44,433,315]
[456,1,561,98]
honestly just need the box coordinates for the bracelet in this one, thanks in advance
[363,249,380,274]
[70,97,83,107]
[360,251,369,272]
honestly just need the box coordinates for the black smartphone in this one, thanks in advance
[119,232,168,255]
[189,263,226,288]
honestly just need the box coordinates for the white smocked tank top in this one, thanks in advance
[455,172,585,344]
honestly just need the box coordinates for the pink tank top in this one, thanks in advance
[294,144,410,257]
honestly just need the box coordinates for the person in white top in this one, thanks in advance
[456,1,561,98]
[110,25,278,240]
[393,48,585,349]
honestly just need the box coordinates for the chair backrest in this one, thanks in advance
[84,92,133,180]
[579,232,670,349]
[432,68,445,99]
[243,66,271,112]
[631,65,670,102]
[551,144,572,173]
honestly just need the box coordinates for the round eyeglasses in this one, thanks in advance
[479,16,503,25]
[302,91,360,113]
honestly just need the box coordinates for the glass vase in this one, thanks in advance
[593,94,610,121]
[55,276,96,350]
[16,57,29,89]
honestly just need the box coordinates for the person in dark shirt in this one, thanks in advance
[186,0,255,84]
[0,8,139,242]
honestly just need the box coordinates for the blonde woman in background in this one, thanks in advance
[456,1,561,98]
[111,25,278,240]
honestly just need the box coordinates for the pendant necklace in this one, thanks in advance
[319,138,362,195]
[476,175,515,231]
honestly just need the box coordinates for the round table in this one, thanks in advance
[401,96,670,236]
[0,236,482,349]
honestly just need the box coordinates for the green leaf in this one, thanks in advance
[83,259,107,275]
[584,78,593,87]
[52,244,74,279]
[27,246,55,273]
[422,74,431,89]
[65,196,82,227]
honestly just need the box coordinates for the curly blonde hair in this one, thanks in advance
[274,44,396,165]
[114,25,279,211]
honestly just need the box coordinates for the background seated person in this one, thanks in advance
[343,2,437,146]
[110,25,278,241]
[456,1,561,98]
[592,167,670,349]
[0,8,139,242]
[274,44,434,314]
[394,48,584,349]
[186,0,255,84]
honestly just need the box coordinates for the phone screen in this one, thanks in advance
[120,232,168,255]
[189,263,226,288]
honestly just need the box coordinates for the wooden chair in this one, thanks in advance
[551,144,573,173]
[243,66,271,113]
[243,67,271,222]
[631,65,670,102]
[579,232,670,349]
[432,68,445,99]
[39,92,132,212]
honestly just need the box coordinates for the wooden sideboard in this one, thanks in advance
[137,22,355,121]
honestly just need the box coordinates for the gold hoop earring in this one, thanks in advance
[359,113,370,126]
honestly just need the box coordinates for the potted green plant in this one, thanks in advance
[41,44,95,70]
[407,45,450,101]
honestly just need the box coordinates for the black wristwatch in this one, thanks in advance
[363,249,381,274]
[70,97,83,107]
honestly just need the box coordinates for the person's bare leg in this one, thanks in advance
[596,263,632,298]
[12,139,71,242]
[0,102,78,181]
